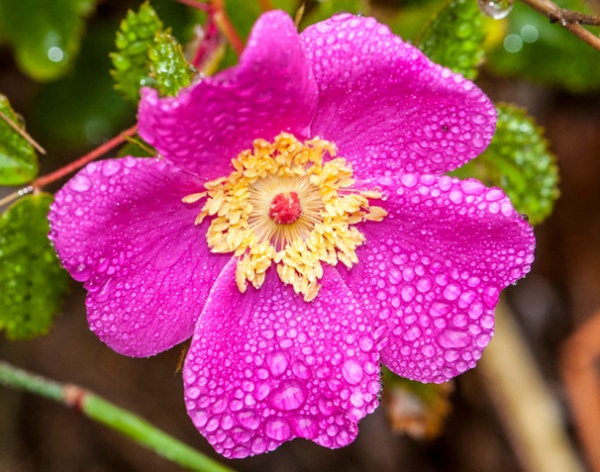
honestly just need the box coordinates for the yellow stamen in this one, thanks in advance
[183,132,387,301]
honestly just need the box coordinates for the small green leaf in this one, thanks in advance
[0,94,38,185]
[0,0,94,81]
[110,2,164,102]
[452,104,559,225]
[148,31,194,97]
[0,194,69,340]
[417,0,487,80]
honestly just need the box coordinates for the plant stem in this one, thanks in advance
[518,0,600,51]
[31,124,139,190]
[0,361,235,472]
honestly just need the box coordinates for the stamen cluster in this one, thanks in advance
[183,133,387,301]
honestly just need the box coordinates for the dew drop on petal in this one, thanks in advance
[265,417,292,441]
[342,360,364,385]
[269,380,306,411]
[266,351,288,377]
[69,174,91,192]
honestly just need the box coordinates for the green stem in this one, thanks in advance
[0,361,235,472]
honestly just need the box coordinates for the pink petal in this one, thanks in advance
[138,10,317,181]
[338,175,535,383]
[301,14,496,179]
[48,157,230,357]
[183,261,382,458]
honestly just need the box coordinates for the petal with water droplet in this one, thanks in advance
[183,261,380,458]
[337,174,534,383]
[49,157,230,356]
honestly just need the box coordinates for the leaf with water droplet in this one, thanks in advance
[0,95,38,185]
[110,2,165,102]
[382,367,454,439]
[148,31,194,97]
[451,103,559,225]
[0,194,69,340]
[417,0,488,80]
[0,0,94,81]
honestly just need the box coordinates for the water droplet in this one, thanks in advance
[265,417,292,441]
[342,360,364,385]
[269,380,306,411]
[438,330,472,348]
[266,351,289,377]
[478,0,513,20]
[443,283,461,301]
[358,335,373,352]
[401,285,416,302]
[237,411,260,430]
[102,159,122,176]
[70,174,91,192]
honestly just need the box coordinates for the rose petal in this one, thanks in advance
[138,10,318,180]
[183,261,381,458]
[302,14,496,178]
[48,157,230,357]
[338,174,535,382]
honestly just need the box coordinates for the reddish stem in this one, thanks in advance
[32,124,138,190]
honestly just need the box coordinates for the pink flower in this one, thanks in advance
[49,11,535,458]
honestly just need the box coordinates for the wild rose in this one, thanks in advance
[49,11,535,458]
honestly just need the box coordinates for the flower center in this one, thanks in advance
[183,132,387,302]
[269,192,301,224]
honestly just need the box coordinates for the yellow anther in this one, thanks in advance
[183,133,387,301]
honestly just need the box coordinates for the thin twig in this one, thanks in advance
[0,109,46,155]
[31,124,138,190]
[478,300,585,472]
[0,186,34,210]
[519,0,600,51]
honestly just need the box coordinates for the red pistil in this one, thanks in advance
[269,192,302,224]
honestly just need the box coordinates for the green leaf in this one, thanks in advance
[486,1,600,91]
[417,0,487,80]
[148,31,194,97]
[0,94,38,185]
[0,0,95,81]
[452,104,559,225]
[110,2,165,102]
[0,194,69,340]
